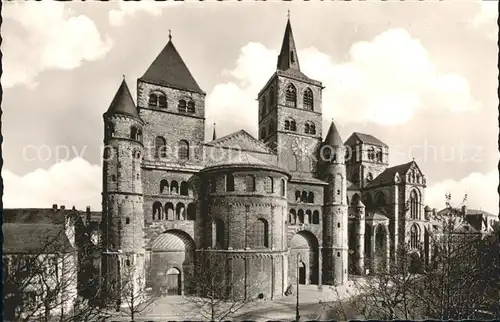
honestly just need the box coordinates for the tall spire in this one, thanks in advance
[212,122,217,140]
[324,120,344,147]
[277,12,300,71]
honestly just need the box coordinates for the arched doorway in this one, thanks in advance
[289,231,319,285]
[166,268,181,295]
[151,230,195,296]
[409,252,422,274]
[298,262,306,284]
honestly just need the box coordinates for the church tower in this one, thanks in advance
[101,79,145,305]
[322,121,349,285]
[257,16,323,177]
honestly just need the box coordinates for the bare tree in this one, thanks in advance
[183,250,260,321]
[3,227,108,322]
[115,261,161,322]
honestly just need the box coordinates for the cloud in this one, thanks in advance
[206,29,479,134]
[426,169,499,214]
[2,2,113,89]
[471,1,498,39]
[109,1,181,26]
[3,158,102,211]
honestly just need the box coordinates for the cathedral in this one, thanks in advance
[100,16,433,302]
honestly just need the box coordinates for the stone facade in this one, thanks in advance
[100,17,437,303]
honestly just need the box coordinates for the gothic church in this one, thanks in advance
[101,17,432,302]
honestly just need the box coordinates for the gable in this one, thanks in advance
[205,130,275,154]
[345,132,388,148]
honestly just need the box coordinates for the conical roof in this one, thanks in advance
[277,18,301,71]
[324,121,344,147]
[140,39,204,94]
[105,79,140,119]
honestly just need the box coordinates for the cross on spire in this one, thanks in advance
[168,29,172,41]
[287,9,290,20]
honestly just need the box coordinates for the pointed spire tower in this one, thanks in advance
[101,77,145,304]
[322,119,349,286]
[257,12,324,174]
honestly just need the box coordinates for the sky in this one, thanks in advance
[2,1,499,214]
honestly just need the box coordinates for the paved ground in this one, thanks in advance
[111,278,368,321]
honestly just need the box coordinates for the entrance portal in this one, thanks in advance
[298,262,306,284]
[166,268,181,295]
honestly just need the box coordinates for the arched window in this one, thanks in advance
[410,190,419,220]
[307,192,314,203]
[281,179,286,197]
[155,136,167,158]
[187,203,196,221]
[180,181,189,196]
[300,191,308,203]
[265,177,273,193]
[410,224,419,249]
[162,202,172,220]
[298,209,304,224]
[130,126,138,140]
[376,149,383,162]
[170,181,179,194]
[152,202,163,220]
[158,94,167,108]
[213,218,225,249]
[289,209,297,225]
[209,178,216,193]
[305,210,312,224]
[137,128,143,142]
[295,191,301,203]
[290,120,297,132]
[284,120,290,130]
[305,123,310,134]
[226,173,235,192]
[176,203,185,220]
[254,218,269,248]
[285,84,297,107]
[312,210,320,224]
[303,88,314,110]
[245,175,255,192]
[160,180,169,194]
[187,101,195,113]
[310,123,316,135]
[178,100,187,113]
[148,94,158,107]
[178,140,189,160]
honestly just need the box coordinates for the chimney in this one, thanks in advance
[462,205,467,217]
[72,205,76,211]
[52,204,58,211]
[60,205,65,210]
[86,206,91,225]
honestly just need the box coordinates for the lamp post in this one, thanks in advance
[296,253,301,321]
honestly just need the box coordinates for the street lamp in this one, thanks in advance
[296,253,301,321]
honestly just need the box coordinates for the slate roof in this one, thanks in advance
[366,161,414,188]
[205,151,272,168]
[3,223,74,254]
[345,132,388,148]
[324,121,344,147]
[277,18,301,72]
[3,208,75,225]
[140,40,204,94]
[105,79,140,119]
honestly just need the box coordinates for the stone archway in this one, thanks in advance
[289,231,320,285]
[151,230,195,295]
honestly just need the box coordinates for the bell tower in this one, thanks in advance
[257,15,324,178]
